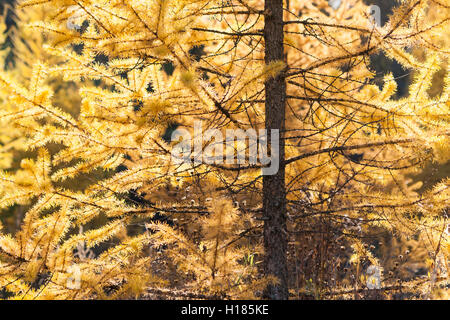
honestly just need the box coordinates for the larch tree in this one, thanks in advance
[0,0,448,300]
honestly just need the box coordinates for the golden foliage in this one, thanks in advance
[0,0,447,299]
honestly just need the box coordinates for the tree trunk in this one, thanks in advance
[263,0,288,300]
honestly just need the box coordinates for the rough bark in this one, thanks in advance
[263,0,289,300]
